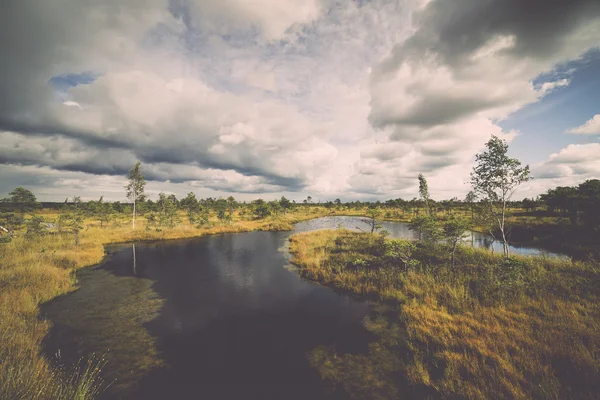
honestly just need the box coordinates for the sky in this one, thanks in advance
[1,0,599,202]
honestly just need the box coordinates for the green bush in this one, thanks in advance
[383,240,419,270]
[25,216,47,239]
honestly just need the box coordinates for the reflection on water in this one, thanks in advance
[294,216,567,259]
[41,217,567,399]
[42,230,371,400]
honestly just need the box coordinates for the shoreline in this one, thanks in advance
[1,209,582,398]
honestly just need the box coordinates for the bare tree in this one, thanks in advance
[358,208,382,234]
[72,196,81,210]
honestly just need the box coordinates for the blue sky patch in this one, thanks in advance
[49,71,99,92]
[501,50,600,163]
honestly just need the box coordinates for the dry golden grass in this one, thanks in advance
[0,204,562,399]
[289,230,600,400]
[0,206,344,399]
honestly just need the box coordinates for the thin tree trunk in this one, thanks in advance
[132,195,136,229]
[501,200,509,257]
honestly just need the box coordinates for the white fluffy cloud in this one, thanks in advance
[567,114,600,135]
[535,144,600,179]
[521,143,600,195]
[1,0,600,201]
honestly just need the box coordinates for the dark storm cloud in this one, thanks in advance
[0,0,144,124]
[382,0,600,71]
[370,96,501,129]
[370,0,600,129]
[0,2,58,119]
[416,156,460,173]
[135,146,302,187]
[0,159,131,178]
[0,132,135,175]
[423,0,600,65]
[0,0,144,143]
[0,117,135,151]
[0,131,306,192]
[143,162,305,191]
[192,180,293,194]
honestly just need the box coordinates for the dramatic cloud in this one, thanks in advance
[0,0,332,195]
[353,0,600,197]
[1,0,599,200]
[567,114,600,134]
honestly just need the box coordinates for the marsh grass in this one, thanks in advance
[0,207,345,399]
[0,205,577,399]
[289,230,600,400]
[1,349,106,400]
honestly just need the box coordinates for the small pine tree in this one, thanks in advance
[26,216,47,239]
[418,174,430,215]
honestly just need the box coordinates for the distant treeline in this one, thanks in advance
[1,179,599,220]
[0,194,554,211]
[540,179,600,231]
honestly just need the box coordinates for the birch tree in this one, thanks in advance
[470,136,531,257]
[125,161,146,229]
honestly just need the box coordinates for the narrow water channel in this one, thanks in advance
[41,217,566,399]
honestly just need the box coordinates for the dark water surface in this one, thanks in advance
[41,217,567,399]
